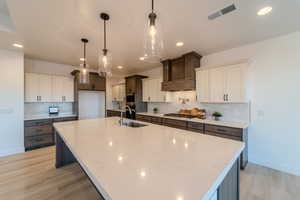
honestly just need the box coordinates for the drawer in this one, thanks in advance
[151,116,163,125]
[107,110,121,117]
[205,125,242,137]
[53,116,78,122]
[163,118,187,130]
[25,125,53,137]
[187,121,204,132]
[205,131,241,141]
[25,134,54,149]
[24,119,52,127]
[136,115,152,123]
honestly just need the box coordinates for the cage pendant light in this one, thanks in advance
[142,0,164,63]
[79,38,90,84]
[98,13,112,77]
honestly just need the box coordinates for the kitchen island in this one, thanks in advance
[54,117,244,200]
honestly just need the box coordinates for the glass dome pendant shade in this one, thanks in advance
[142,0,164,63]
[79,38,90,84]
[98,13,112,77]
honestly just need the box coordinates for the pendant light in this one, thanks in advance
[98,13,112,77]
[79,38,90,84]
[142,0,164,63]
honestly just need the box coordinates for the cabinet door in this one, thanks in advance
[156,78,167,102]
[225,65,245,103]
[63,77,74,102]
[90,74,106,91]
[148,79,157,102]
[38,74,52,102]
[52,76,64,102]
[25,73,40,102]
[119,84,125,102]
[196,70,210,102]
[112,85,118,101]
[142,79,150,102]
[210,67,226,103]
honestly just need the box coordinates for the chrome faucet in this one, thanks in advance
[120,105,132,125]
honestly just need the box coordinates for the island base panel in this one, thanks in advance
[218,159,240,200]
[55,132,77,168]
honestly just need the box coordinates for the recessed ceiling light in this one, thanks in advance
[257,6,272,16]
[139,57,145,61]
[80,58,85,61]
[176,42,184,47]
[13,43,23,48]
[117,65,123,69]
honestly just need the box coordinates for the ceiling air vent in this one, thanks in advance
[208,4,236,20]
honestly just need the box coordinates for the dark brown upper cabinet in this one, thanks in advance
[161,51,202,91]
[71,70,106,91]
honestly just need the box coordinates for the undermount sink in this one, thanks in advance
[119,120,148,128]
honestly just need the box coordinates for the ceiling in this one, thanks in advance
[1,0,300,75]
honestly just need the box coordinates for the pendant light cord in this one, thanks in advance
[152,0,154,13]
[83,42,86,68]
[104,20,107,50]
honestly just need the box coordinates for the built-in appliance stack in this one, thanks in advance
[125,75,148,119]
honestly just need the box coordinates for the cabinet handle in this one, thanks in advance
[164,96,166,102]
[226,94,229,101]
[223,94,226,101]
[37,96,39,101]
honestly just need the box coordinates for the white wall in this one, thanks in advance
[0,49,24,157]
[25,58,75,77]
[202,31,300,176]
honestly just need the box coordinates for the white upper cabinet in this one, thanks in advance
[196,63,248,103]
[143,78,169,102]
[209,67,226,103]
[52,76,64,102]
[25,73,40,102]
[112,84,125,102]
[225,65,246,103]
[196,69,210,103]
[52,76,74,102]
[25,73,52,102]
[25,73,74,103]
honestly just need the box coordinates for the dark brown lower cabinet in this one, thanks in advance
[204,125,248,169]
[135,114,152,122]
[135,114,248,170]
[24,116,78,151]
[163,118,187,130]
[106,110,125,117]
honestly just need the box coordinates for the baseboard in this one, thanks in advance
[250,159,300,177]
[0,146,25,157]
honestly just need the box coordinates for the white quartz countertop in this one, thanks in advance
[137,112,249,129]
[54,117,244,200]
[24,113,77,121]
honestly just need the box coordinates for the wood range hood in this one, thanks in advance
[161,51,202,91]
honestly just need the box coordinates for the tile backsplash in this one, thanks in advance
[25,103,74,116]
[147,91,250,123]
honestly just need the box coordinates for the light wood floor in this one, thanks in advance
[0,147,299,200]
